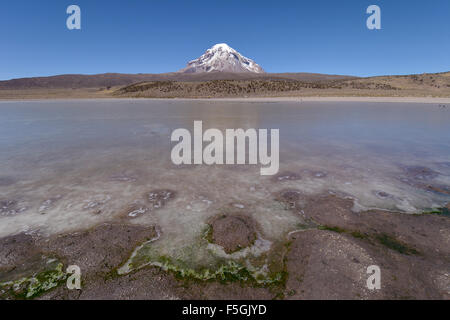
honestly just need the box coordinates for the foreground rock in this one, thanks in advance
[208,214,257,253]
[284,195,450,299]
[0,223,271,300]
[1,195,449,300]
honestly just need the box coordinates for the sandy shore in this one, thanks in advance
[1,96,450,104]
[171,96,450,104]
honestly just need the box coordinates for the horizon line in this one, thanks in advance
[1,70,450,82]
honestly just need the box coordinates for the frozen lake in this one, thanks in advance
[0,99,449,242]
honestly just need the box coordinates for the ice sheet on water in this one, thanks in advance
[0,100,449,272]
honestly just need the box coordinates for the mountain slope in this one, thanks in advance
[179,43,265,74]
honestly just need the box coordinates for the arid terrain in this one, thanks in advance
[115,72,450,99]
[0,71,449,99]
[1,195,448,300]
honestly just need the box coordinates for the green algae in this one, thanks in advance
[119,245,286,286]
[0,261,67,299]
[375,233,419,255]
[318,225,347,233]
[117,227,289,287]
[317,224,419,255]
[350,231,370,240]
[115,198,306,292]
[317,224,369,240]
[422,207,450,217]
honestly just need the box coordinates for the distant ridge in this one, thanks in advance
[1,72,449,99]
[0,72,356,90]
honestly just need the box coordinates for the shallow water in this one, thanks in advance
[0,99,449,252]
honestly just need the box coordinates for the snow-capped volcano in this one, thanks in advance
[179,43,265,74]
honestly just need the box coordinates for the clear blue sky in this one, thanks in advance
[0,0,449,80]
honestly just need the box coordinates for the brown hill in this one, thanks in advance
[0,72,355,90]
[114,72,450,98]
[1,71,448,99]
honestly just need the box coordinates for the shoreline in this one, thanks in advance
[1,96,450,104]
[1,194,448,300]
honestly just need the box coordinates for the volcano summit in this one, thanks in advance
[179,43,265,74]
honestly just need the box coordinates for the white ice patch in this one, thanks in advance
[207,237,272,259]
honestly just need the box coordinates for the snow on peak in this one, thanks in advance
[210,43,234,52]
[179,43,265,74]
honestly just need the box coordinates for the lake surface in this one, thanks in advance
[0,99,449,240]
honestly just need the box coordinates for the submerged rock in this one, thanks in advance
[147,190,176,209]
[232,203,245,209]
[398,165,450,196]
[402,166,440,181]
[109,173,137,182]
[302,169,328,178]
[208,215,257,254]
[38,195,62,213]
[82,194,111,211]
[272,171,301,182]
[275,189,306,211]
[423,184,450,195]
[373,190,394,199]
[128,207,149,217]
[124,203,149,218]
[0,199,27,217]
[311,171,327,178]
